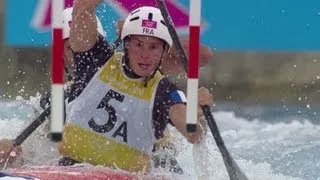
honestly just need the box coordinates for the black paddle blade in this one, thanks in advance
[201,105,248,180]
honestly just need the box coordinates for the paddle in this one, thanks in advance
[13,107,50,146]
[156,0,248,179]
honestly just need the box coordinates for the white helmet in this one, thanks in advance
[121,6,172,47]
[62,7,106,39]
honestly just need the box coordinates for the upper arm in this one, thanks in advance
[162,81,187,125]
[168,103,186,126]
[153,79,186,138]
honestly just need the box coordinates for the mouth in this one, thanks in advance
[138,63,151,70]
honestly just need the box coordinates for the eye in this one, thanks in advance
[136,42,143,47]
[150,45,156,49]
[150,44,160,50]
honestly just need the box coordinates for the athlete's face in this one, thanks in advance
[126,35,166,77]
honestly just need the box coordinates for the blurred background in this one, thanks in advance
[1,1,320,179]
[1,0,320,109]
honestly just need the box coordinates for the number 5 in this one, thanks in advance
[88,90,125,133]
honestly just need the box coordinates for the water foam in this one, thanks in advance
[1,96,319,179]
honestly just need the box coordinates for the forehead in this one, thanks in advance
[130,35,163,44]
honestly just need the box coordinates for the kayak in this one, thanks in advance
[3,165,174,180]
[2,152,184,180]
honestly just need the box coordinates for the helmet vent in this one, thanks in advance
[160,20,167,26]
[130,16,140,21]
[148,13,153,21]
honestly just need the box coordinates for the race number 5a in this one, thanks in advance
[88,90,127,142]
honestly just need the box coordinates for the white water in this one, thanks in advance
[0,95,319,180]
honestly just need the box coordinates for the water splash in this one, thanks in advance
[1,97,319,179]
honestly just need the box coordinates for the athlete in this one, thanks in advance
[0,1,214,173]
[56,0,213,173]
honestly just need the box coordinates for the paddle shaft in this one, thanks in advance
[13,107,50,146]
[156,0,248,179]
[201,106,248,180]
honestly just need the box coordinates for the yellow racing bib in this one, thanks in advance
[59,52,163,173]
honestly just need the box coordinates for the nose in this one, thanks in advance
[140,48,151,61]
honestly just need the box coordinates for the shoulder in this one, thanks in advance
[155,78,186,104]
[73,35,114,63]
[157,77,177,90]
[156,78,177,95]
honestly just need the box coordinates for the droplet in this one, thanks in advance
[10,151,16,157]
[306,104,311,109]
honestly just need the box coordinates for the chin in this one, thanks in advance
[137,72,151,77]
[135,70,152,77]
[132,67,151,77]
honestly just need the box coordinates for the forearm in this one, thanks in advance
[70,0,102,52]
